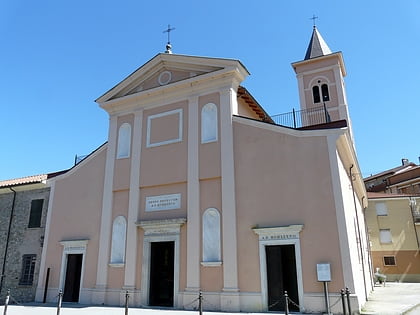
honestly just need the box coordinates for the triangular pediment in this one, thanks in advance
[96,53,247,104]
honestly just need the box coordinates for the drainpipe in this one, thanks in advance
[409,196,420,249]
[0,187,17,297]
[349,165,368,301]
[362,196,375,290]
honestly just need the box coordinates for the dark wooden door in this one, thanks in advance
[63,254,83,302]
[266,245,299,311]
[149,241,174,306]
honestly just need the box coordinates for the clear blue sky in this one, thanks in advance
[1,1,419,181]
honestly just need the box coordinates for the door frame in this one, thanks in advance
[138,218,185,308]
[253,225,304,312]
[59,240,88,302]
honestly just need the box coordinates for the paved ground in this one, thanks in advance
[0,305,278,315]
[360,282,420,315]
[2,283,420,315]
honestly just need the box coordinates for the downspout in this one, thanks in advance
[409,196,420,249]
[349,165,368,301]
[0,187,17,296]
[362,196,375,290]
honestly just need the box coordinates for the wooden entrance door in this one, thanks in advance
[149,241,174,306]
[63,254,83,302]
[266,245,299,311]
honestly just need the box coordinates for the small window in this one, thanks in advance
[201,103,218,143]
[383,256,396,266]
[321,84,330,102]
[28,199,43,228]
[312,86,320,103]
[375,202,388,216]
[117,123,131,159]
[19,254,36,285]
[379,229,392,244]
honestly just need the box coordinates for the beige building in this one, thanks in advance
[366,193,420,282]
[35,27,372,313]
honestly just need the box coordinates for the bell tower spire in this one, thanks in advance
[292,26,354,142]
[304,25,332,60]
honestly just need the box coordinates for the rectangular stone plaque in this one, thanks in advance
[316,263,331,282]
[145,193,181,212]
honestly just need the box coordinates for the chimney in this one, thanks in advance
[402,158,409,166]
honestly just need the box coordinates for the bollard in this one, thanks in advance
[56,290,63,315]
[345,287,352,315]
[284,291,289,315]
[341,289,347,315]
[198,290,203,315]
[3,289,10,315]
[125,290,129,315]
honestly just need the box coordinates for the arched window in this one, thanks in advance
[117,123,131,159]
[110,216,127,264]
[321,84,330,102]
[312,86,320,103]
[202,208,221,263]
[201,103,218,143]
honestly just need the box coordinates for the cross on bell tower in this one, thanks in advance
[310,14,318,27]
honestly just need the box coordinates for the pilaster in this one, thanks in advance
[35,183,55,301]
[296,74,307,111]
[220,87,240,311]
[185,96,200,293]
[93,115,118,304]
[124,110,143,288]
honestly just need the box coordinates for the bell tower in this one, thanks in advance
[292,26,353,140]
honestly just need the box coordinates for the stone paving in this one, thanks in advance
[360,282,420,315]
[1,304,276,315]
[2,282,420,315]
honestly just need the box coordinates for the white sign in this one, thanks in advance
[146,193,181,212]
[317,263,331,282]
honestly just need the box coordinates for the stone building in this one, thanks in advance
[35,27,372,314]
[0,172,64,302]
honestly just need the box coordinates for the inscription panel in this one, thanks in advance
[145,193,181,212]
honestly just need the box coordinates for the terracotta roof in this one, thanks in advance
[387,165,420,185]
[237,86,273,123]
[0,170,68,188]
[367,191,412,199]
[364,163,416,181]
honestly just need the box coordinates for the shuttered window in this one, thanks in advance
[383,256,396,266]
[28,199,43,228]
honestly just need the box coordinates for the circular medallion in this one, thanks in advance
[158,71,172,86]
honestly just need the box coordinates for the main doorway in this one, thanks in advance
[149,241,175,307]
[63,254,83,302]
[265,245,299,312]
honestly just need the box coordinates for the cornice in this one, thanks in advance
[99,67,245,115]
[291,52,346,77]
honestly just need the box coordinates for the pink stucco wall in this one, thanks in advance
[233,119,345,293]
[42,147,107,289]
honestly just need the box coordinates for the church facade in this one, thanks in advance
[35,28,372,313]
